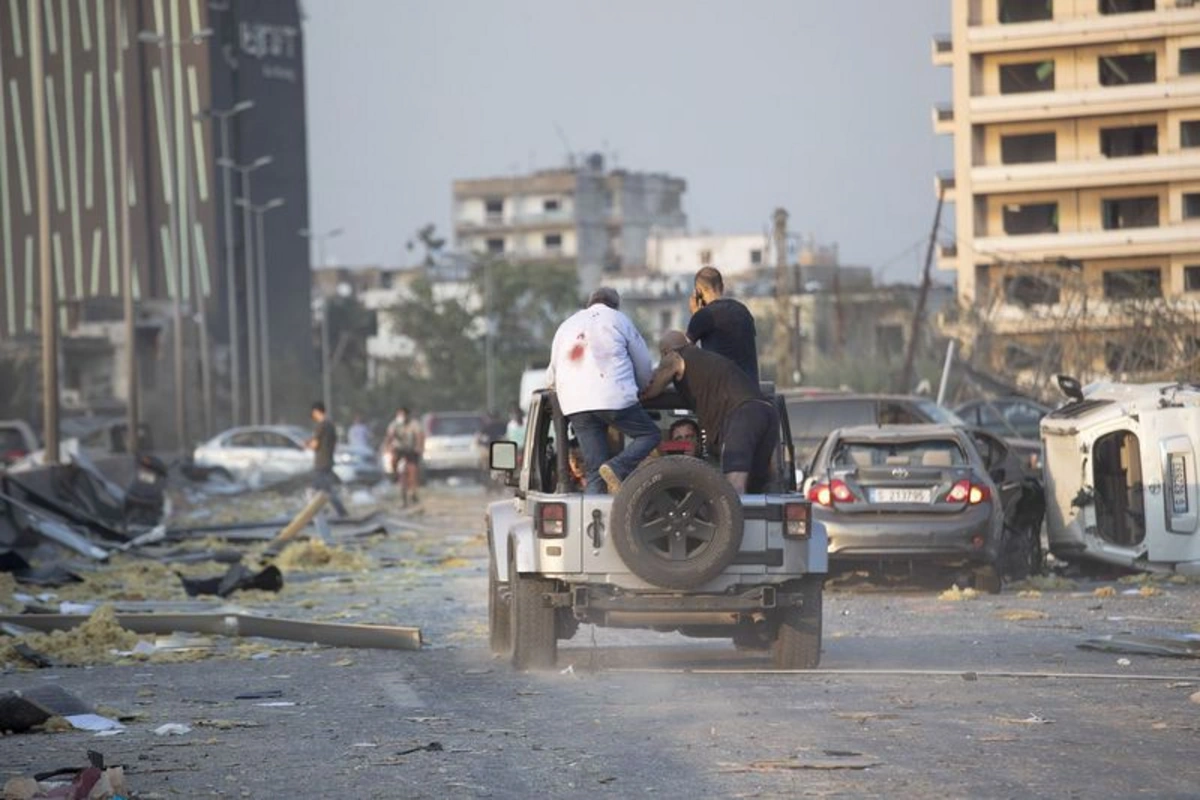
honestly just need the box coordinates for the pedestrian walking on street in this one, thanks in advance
[348,414,372,451]
[384,407,425,506]
[307,401,349,541]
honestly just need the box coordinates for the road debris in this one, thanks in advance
[154,723,192,736]
[1079,634,1200,658]
[718,751,882,772]
[938,585,978,601]
[1,610,422,650]
[179,563,284,598]
[996,609,1049,621]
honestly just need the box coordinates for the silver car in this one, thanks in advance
[193,425,382,485]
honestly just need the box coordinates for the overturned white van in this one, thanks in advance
[1042,379,1200,575]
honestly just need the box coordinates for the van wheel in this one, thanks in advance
[509,550,557,670]
[610,456,744,590]
[487,552,511,656]
[772,578,823,669]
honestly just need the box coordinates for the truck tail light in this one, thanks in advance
[783,502,811,539]
[535,502,567,538]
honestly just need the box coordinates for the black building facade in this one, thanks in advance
[0,0,313,443]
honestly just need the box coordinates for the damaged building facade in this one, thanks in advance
[0,0,313,451]
[452,155,688,292]
[935,0,1200,396]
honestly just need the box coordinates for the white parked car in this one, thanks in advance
[420,412,487,476]
[193,425,382,486]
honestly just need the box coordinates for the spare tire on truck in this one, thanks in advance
[610,456,743,590]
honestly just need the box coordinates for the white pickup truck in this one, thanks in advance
[485,387,828,671]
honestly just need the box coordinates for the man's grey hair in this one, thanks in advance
[587,287,620,310]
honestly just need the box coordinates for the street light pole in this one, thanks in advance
[220,155,272,424]
[30,0,58,463]
[138,24,212,454]
[197,100,253,427]
[237,198,284,423]
[116,0,137,452]
[299,227,343,416]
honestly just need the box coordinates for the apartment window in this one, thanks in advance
[1185,193,1200,219]
[1004,344,1041,371]
[543,198,560,213]
[1003,202,1059,235]
[1099,54,1156,86]
[1103,268,1162,300]
[1185,265,1200,291]
[1001,132,1056,164]
[1099,0,1155,13]
[750,249,763,265]
[486,238,504,254]
[484,198,504,219]
[543,233,563,250]
[999,0,1053,23]
[1183,121,1200,148]
[659,310,672,331]
[1100,125,1157,157]
[999,61,1055,94]
[1182,48,1200,76]
[700,249,713,266]
[1004,274,1061,306]
[1102,196,1159,229]
[1106,339,1165,373]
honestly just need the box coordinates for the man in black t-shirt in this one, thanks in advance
[640,331,778,494]
[686,266,759,384]
[308,401,348,518]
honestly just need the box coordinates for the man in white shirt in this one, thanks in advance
[546,287,660,494]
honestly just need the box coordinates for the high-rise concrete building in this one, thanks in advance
[935,0,1200,385]
[452,154,687,291]
[0,0,312,443]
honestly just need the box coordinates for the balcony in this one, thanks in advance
[933,103,955,134]
[972,151,1200,194]
[937,241,959,272]
[454,210,576,233]
[974,222,1200,263]
[932,33,953,66]
[935,170,957,202]
[968,80,1200,124]
[965,7,1200,53]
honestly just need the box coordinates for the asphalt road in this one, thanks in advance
[4,482,1200,799]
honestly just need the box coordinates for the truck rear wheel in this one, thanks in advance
[509,550,557,670]
[487,552,511,656]
[610,456,744,590]
[772,577,823,669]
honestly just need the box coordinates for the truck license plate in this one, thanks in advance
[870,488,932,504]
[1170,454,1188,515]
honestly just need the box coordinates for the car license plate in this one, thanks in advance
[870,488,932,504]
[1169,454,1188,515]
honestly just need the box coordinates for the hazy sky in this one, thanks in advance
[303,0,952,281]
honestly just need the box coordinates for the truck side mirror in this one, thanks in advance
[490,440,518,472]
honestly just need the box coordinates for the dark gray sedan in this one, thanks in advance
[804,424,1044,591]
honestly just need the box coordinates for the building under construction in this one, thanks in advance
[934,0,1200,399]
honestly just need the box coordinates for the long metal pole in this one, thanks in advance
[241,171,259,424]
[217,116,241,425]
[318,237,332,415]
[255,210,272,423]
[184,93,213,438]
[117,0,138,453]
[31,0,58,463]
[485,259,494,412]
[900,185,946,394]
[156,37,187,453]
[772,208,791,388]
